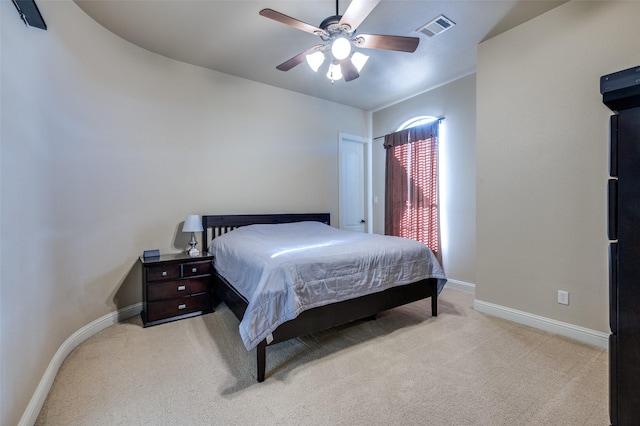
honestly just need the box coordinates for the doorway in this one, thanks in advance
[339,133,372,233]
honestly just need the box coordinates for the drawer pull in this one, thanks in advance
[177,285,186,291]
[161,271,168,277]
[178,304,186,310]
[192,267,198,273]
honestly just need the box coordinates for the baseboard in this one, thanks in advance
[444,279,476,295]
[18,303,143,426]
[474,299,608,349]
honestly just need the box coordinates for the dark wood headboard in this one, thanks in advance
[201,213,330,251]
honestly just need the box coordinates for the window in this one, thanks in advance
[384,118,441,262]
[397,116,439,131]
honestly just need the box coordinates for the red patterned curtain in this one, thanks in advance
[384,122,441,263]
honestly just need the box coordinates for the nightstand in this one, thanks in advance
[140,252,214,327]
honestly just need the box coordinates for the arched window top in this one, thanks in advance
[397,115,439,131]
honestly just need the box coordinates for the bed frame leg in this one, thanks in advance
[432,294,438,317]
[257,341,266,382]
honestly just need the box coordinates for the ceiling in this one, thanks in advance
[74,1,564,111]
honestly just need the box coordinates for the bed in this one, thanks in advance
[202,213,446,382]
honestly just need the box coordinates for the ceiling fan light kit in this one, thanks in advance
[259,0,419,84]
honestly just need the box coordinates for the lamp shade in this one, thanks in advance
[306,50,325,72]
[331,37,351,60]
[351,52,369,72]
[182,215,204,233]
[326,62,343,81]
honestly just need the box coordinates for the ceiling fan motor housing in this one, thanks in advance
[318,15,353,40]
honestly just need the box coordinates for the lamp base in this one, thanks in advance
[187,232,200,256]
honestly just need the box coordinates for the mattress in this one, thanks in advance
[209,221,446,350]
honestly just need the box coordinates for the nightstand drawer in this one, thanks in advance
[145,293,211,323]
[147,277,211,301]
[182,261,212,277]
[146,265,181,282]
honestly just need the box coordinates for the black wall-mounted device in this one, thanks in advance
[12,0,47,30]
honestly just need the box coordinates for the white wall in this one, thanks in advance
[476,1,640,333]
[372,75,477,286]
[0,1,368,424]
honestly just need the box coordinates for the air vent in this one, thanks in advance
[417,15,455,38]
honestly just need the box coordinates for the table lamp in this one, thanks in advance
[182,214,204,256]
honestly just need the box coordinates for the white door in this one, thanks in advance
[339,133,371,232]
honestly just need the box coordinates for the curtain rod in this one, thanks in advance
[372,117,445,141]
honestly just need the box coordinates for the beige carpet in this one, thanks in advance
[35,289,608,425]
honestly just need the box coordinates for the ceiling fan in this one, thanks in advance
[259,0,420,82]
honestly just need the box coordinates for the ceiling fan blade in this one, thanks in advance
[338,0,380,32]
[276,45,324,72]
[260,9,329,37]
[340,59,360,82]
[356,34,420,52]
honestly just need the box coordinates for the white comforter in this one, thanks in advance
[209,221,446,350]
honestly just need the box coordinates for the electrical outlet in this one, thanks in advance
[558,290,569,305]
